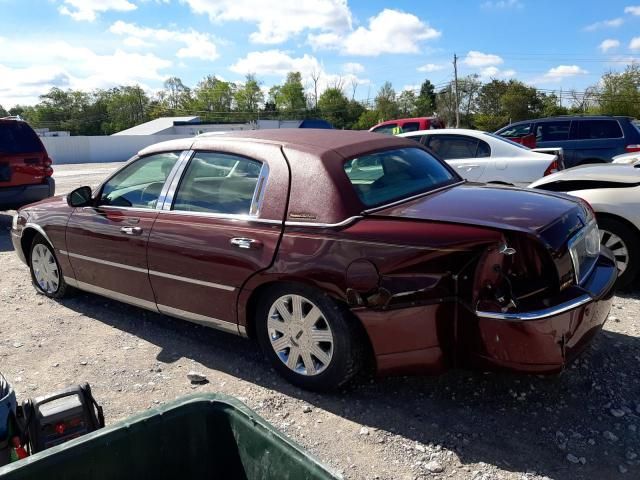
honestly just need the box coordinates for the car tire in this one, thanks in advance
[256,284,364,391]
[29,234,72,299]
[597,217,639,289]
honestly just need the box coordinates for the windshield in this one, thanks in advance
[343,147,458,208]
[483,132,531,150]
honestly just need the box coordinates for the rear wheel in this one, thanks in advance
[597,217,639,289]
[29,235,72,298]
[256,284,364,391]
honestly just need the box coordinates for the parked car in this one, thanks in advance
[0,117,54,209]
[369,117,444,134]
[530,163,640,288]
[495,116,640,167]
[399,128,563,186]
[12,130,616,390]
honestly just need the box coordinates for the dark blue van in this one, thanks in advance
[495,116,640,168]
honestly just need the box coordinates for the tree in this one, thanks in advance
[278,72,307,112]
[345,99,366,129]
[415,80,437,116]
[162,77,191,112]
[352,109,380,130]
[596,64,640,117]
[99,86,150,134]
[193,75,235,118]
[318,87,349,128]
[375,82,398,120]
[397,90,417,117]
[0,104,7,117]
[234,74,264,115]
[310,69,321,110]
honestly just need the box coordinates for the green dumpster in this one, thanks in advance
[0,394,340,480]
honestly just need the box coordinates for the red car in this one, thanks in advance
[369,116,445,135]
[11,130,616,391]
[0,117,54,209]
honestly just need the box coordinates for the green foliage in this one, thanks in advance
[0,104,7,117]
[415,80,437,116]
[234,74,264,119]
[397,90,417,117]
[375,82,399,120]
[596,64,640,117]
[318,87,349,129]
[99,86,150,134]
[352,109,380,130]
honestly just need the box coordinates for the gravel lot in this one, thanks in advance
[1,163,639,479]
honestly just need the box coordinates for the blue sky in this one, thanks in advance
[1,0,639,108]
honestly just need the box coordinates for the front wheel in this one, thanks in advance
[256,284,364,391]
[598,217,639,289]
[29,235,72,299]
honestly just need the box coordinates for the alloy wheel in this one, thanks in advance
[31,243,60,294]
[600,229,629,274]
[267,294,334,376]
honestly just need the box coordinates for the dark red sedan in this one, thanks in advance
[11,130,617,390]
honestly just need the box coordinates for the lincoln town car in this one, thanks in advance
[11,130,617,390]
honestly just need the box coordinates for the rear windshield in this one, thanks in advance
[343,147,458,207]
[0,122,43,154]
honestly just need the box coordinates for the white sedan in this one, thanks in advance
[399,128,563,187]
[530,163,640,288]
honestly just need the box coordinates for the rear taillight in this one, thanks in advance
[544,159,560,176]
[625,144,640,152]
[44,167,53,177]
[43,157,52,167]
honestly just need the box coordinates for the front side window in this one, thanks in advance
[100,152,180,208]
[172,152,263,215]
[344,148,457,207]
[536,121,571,142]
[575,120,623,139]
[400,122,420,132]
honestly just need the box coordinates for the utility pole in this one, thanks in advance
[453,53,460,128]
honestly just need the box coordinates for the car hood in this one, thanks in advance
[370,183,586,240]
[530,164,640,187]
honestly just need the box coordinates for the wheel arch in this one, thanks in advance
[20,225,51,262]
[595,211,640,238]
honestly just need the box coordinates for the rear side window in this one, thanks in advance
[575,120,623,139]
[400,122,420,132]
[173,152,263,215]
[371,124,397,135]
[426,135,491,159]
[536,121,571,142]
[0,122,43,154]
[498,123,531,138]
[343,148,457,207]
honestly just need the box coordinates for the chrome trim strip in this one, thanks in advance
[62,251,148,273]
[475,294,592,321]
[149,270,235,291]
[160,150,194,211]
[157,304,240,335]
[362,180,466,214]
[284,215,363,228]
[64,277,159,312]
[249,163,269,216]
[61,251,236,291]
[157,209,282,225]
[156,150,193,210]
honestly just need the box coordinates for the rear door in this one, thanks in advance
[425,134,489,181]
[146,145,288,333]
[64,152,182,306]
[0,121,48,187]
[571,119,625,163]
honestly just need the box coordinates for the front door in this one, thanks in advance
[147,150,285,333]
[64,152,182,307]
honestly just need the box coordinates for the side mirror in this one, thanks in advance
[67,186,93,207]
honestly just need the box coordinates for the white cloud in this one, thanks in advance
[309,9,440,56]
[624,5,640,15]
[630,37,640,51]
[343,62,364,74]
[463,51,503,67]
[59,0,136,21]
[481,0,523,8]
[480,66,516,79]
[182,0,352,44]
[123,36,154,48]
[0,37,171,106]
[417,63,446,72]
[229,49,368,97]
[109,21,219,60]
[542,65,588,82]
[599,38,620,52]
[584,18,624,31]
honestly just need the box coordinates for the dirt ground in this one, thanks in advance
[1,163,639,479]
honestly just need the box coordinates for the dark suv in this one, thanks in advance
[0,117,54,209]
[495,116,640,168]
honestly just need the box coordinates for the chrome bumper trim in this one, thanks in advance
[475,294,592,321]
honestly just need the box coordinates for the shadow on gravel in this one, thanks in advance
[0,212,15,252]
[59,291,640,480]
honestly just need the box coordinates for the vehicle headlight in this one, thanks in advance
[12,213,19,230]
[568,221,600,285]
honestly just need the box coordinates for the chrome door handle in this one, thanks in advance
[120,226,143,235]
[457,164,480,169]
[230,237,262,249]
